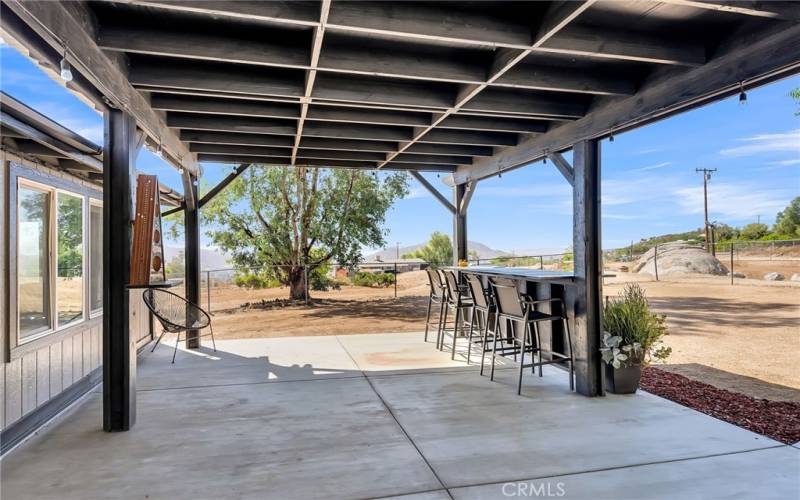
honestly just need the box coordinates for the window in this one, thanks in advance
[15,175,99,344]
[89,201,103,314]
[56,192,84,327]
[17,184,52,339]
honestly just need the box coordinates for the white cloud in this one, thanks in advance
[405,186,431,199]
[720,129,800,157]
[633,161,671,172]
[769,159,800,166]
[477,182,571,198]
[603,213,645,220]
[673,183,794,220]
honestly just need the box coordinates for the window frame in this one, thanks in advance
[54,188,87,329]
[16,177,57,343]
[88,198,103,318]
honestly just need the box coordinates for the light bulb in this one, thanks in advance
[59,57,73,82]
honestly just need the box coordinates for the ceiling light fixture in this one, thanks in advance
[59,46,72,82]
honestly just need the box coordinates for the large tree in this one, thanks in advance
[201,165,408,300]
[775,196,800,238]
[403,231,453,266]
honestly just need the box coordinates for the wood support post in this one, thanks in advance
[572,139,603,396]
[452,184,467,265]
[184,176,201,348]
[103,108,136,431]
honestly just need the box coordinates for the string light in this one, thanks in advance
[738,81,747,105]
[609,133,615,142]
[59,46,72,82]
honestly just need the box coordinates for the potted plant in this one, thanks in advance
[601,283,671,394]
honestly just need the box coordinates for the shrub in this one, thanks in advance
[352,271,394,288]
[234,272,281,289]
[601,283,671,368]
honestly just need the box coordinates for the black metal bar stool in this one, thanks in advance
[486,277,574,395]
[423,267,447,343]
[439,269,474,359]
[463,272,497,365]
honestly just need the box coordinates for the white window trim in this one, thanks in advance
[89,198,103,318]
[16,178,90,345]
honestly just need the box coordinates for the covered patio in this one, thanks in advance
[1,1,800,497]
[2,333,797,499]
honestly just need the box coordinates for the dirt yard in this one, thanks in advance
[207,269,799,401]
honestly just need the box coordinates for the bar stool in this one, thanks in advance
[486,277,574,395]
[439,269,474,359]
[423,267,447,343]
[463,272,496,365]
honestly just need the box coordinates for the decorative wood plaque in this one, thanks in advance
[130,174,167,286]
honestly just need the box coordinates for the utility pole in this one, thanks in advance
[756,214,761,224]
[696,168,717,252]
[396,241,400,261]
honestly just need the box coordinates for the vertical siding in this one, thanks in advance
[1,155,112,433]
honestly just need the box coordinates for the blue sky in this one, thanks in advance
[3,41,798,255]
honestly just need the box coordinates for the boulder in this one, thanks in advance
[728,271,746,279]
[763,272,785,281]
[633,242,728,277]
[791,273,800,282]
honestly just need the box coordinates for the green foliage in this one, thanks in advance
[791,87,800,116]
[774,196,800,238]
[739,222,769,240]
[200,166,408,299]
[57,194,83,276]
[403,231,452,267]
[234,271,281,289]
[602,284,671,368]
[713,223,739,241]
[352,271,394,288]
[165,250,185,278]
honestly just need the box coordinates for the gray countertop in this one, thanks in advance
[445,266,576,282]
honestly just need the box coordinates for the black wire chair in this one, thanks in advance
[142,288,217,363]
[424,267,447,343]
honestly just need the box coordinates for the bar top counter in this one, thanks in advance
[445,266,576,283]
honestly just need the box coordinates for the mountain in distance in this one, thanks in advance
[366,240,510,262]
[164,245,231,272]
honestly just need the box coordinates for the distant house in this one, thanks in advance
[333,258,429,278]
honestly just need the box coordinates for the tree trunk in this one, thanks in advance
[288,267,307,301]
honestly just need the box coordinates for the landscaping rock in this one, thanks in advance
[728,271,746,278]
[763,272,785,281]
[633,242,728,276]
[790,273,800,282]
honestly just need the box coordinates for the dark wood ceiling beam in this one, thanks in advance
[391,153,472,165]
[462,89,587,118]
[377,0,593,168]
[439,115,548,134]
[180,130,294,147]
[129,59,305,98]
[538,25,707,66]
[189,143,293,157]
[293,0,331,164]
[125,1,321,27]
[167,114,297,136]
[312,74,454,109]
[418,129,518,147]
[151,94,300,120]
[494,64,637,96]
[2,0,198,175]
[658,0,800,20]
[326,1,534,49]
[197,154,376,169]
[301,122,412,142]
[404,143,493,157]
[306,106,432,127]
[453,21,800,184]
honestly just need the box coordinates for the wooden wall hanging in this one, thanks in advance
[130,174,167,286]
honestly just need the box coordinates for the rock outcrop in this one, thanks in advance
[633,242,728,276]
[763,272,785,281]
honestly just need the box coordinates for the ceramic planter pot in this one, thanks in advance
[604,363,642,394]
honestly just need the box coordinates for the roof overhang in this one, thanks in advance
[1,0,798,185]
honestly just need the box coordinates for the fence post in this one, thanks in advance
[654,244,659,281]
[206,270,212,314]
[540,255,544,270]
[730,242,734,285]
[394,262,398,298]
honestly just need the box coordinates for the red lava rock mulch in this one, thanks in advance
[640,367,800,445]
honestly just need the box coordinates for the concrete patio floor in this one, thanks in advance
[2,332,797,499]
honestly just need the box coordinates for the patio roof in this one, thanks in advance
[1,1,799,181]
[3,333,798,498]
